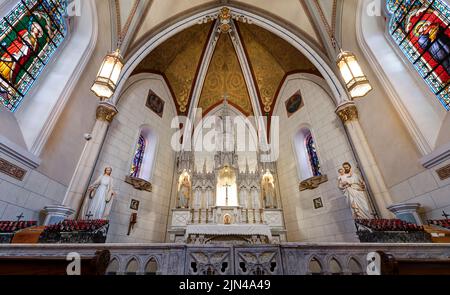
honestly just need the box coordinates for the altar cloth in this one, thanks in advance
[185,224,272,239]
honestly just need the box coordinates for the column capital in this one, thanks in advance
[336,102,358,123]
[96,101,118,123]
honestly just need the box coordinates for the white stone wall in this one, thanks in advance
[352,0,450,223]
[275,74,358,242]
[389,160,450,220]
[94,75,176,243]
[0,0,108,222]
[0,152,67,221]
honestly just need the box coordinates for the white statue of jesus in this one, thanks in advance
[80,167,115,220]
[338,163,372,219]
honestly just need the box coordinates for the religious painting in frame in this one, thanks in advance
[285,91,304,118]
[146,90,165,117]
[313,197,324,210]
[130,199,140,211]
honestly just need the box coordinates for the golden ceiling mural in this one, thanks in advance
[237,22,321,114]
[132,19,321,116]
[198,33,253,116]
[133,22,212,114]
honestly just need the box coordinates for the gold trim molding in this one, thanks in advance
[96,102,118,123]
[336,103,358,123]
[125,176,153,192]
[0,158,27,181]
[299,175,328,191]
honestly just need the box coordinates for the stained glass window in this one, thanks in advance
[130,135,146,178]
[305,133,321,177]
[0,0,68,111]
[387,0,450,110]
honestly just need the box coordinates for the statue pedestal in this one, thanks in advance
[387,203,423,225]
[42,205,75,225]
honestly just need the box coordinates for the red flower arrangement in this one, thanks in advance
[0,221,37,233]
[356,219,424,232]
[427,219,450,230]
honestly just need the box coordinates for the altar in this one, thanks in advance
[168,99,287,245]
[186,224,272,245]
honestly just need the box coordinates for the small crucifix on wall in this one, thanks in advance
[16,212,24,222]
[85,211,93,220]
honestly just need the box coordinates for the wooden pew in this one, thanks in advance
[0,250,110,275]
[378,251,450,275]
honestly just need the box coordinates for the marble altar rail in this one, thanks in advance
[0,243,449,275]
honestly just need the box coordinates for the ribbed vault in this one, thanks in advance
[132,19,322,116]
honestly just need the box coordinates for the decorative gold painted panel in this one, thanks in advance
[198,33,253,116]
[0,158,26,181]
[133,23,212,114]
[238,23,320,114]
[437,164,450,181]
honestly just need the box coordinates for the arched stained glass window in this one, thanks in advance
[130,135,146,178]
[0,0,68,111]
[305,133,321,177]
[387,0,450,110]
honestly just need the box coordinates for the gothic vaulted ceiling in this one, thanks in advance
[132,17,321,116]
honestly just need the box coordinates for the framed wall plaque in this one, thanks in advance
[130,199,140,211]
[146,90,165,117]
[313,197,324,210]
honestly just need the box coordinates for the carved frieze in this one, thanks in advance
[436,164,450,181]
[0,158,26,181]
[125,176,152,192]
[299,175,328,191]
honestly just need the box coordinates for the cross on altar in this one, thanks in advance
[223,183,232,206]
[16,213,24,222]
[443,211,450,219]
[85,211,93,220]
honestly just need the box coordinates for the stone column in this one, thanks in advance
[336,102,393,218]
[61,101,118,218]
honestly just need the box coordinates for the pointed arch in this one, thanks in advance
[145,256,159,275]
[308,256,323,275]
[347,256,364,275]
[125,257,140,275]
[328,257,343,275]
[111,5,350,114]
